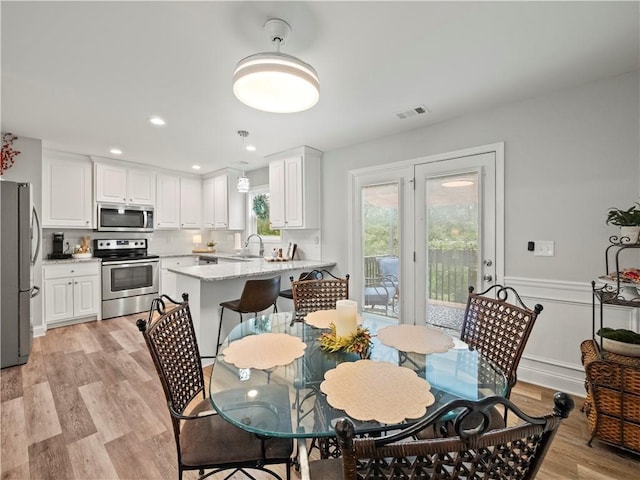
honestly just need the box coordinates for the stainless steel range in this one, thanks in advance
[93,238,159,319]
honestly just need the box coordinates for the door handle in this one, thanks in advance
[483,259,493,267]
[483,274,493,282]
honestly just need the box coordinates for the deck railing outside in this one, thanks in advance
[363,247,477,315]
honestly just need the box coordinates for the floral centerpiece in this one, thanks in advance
[319,324,372,359]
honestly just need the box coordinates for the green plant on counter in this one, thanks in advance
[606,203,640,226]
[598,327,640,344]
[207,241,216,247]
[319,324,372,358]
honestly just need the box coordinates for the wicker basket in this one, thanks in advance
[580,339,640,454]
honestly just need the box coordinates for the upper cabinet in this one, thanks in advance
[42,151,93,228]
[180,177,202,229]
[156,174,180,229]
[268,146,322,229]
[95,162,155,205]
[203,172,245,230]
[202,176,215,229]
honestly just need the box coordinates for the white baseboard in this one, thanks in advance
[505,276,635,398]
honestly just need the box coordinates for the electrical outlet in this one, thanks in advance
[534,240,554,257]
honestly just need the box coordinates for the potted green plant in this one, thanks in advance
[207,241,216,252]
[606,203,640,243]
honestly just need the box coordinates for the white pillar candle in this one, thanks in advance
[335,300,358,338]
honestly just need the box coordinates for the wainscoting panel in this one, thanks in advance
[505,277,637,397]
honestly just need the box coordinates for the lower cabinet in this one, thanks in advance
[44,262,101,326]
[160,256,198,300]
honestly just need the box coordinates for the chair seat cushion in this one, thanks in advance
[309,457,343,479]
[220,299,242,311]
[279,289,294,299]
[364,286,397,305]
[181,398,293,467]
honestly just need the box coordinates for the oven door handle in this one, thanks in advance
[102,259,159,267]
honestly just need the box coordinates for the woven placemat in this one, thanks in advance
[377,324,454,354]
[305,309,363,329]
[320,359,434,423]
[222,333,306,370]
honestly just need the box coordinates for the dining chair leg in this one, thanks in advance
[216,307,225,356]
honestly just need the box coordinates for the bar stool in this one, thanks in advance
[217,276,281,354]
[279,270,324,300]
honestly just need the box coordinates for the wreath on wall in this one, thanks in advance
[252,194,270,220]
[1,133,20,175]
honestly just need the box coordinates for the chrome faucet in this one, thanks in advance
[244,234,264,257]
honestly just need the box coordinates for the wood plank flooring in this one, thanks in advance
[1,315,638,479]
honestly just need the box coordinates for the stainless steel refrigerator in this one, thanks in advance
[1,180,41,368]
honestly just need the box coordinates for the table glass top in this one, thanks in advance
[209,312,507,439]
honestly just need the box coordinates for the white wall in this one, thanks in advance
[321,71,640,395]
[1,135,44,333]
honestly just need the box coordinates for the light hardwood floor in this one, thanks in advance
[1,315,638,479]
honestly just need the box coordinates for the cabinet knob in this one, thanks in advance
[70,270,74,273]
[68,282,72,285]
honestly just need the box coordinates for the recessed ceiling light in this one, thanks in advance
[246,144,256,152]
[192,165,201,170]
[148,116,166,126]
[109,148,123,155]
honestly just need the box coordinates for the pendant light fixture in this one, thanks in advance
[233,18,320,113]
[236,130,250,193]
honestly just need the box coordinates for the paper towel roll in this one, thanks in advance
[234,232,242,250]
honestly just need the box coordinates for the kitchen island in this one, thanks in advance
[170,258,337,361]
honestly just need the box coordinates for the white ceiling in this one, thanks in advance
[2,1,638,175]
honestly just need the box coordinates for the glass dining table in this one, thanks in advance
[208,311,508,445]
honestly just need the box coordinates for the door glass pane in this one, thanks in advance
[425,172,479,334]
[362,183,400,319]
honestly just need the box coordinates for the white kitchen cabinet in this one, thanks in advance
[42,151,93,228]
[180,177,202,229]
[160,256,197,299]
[202,176,215,229]
[44,262,101,326]
[205,172,245,230]
[128,168,156,205]
[268,146,322,229]
[95,163,156,205]
[156,174,180,229]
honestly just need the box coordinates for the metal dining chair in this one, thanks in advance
[136,294,293,480]
[461,284,543,395]
[279,270,324,300]
[310,392,574,479]
[290,270,350,322]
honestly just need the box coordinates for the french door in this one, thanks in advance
[351,166,413,321]
[351,144,502,329]
[414,151,500,332]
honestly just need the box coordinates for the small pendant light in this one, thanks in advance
[236,130,250,193]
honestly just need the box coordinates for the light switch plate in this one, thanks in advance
[534,240,554,257]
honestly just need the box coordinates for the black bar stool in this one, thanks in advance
[218,276,281,354]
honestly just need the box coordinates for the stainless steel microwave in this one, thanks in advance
[97,204,154,232]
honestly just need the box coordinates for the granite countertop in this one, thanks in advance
[168,258,337,281]
[42,257,102,265]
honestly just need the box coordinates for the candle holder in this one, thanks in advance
[319,323,372,359]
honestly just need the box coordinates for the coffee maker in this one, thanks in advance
[49,232,71,259]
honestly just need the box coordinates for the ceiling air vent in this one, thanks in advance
[395,104,430,120]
